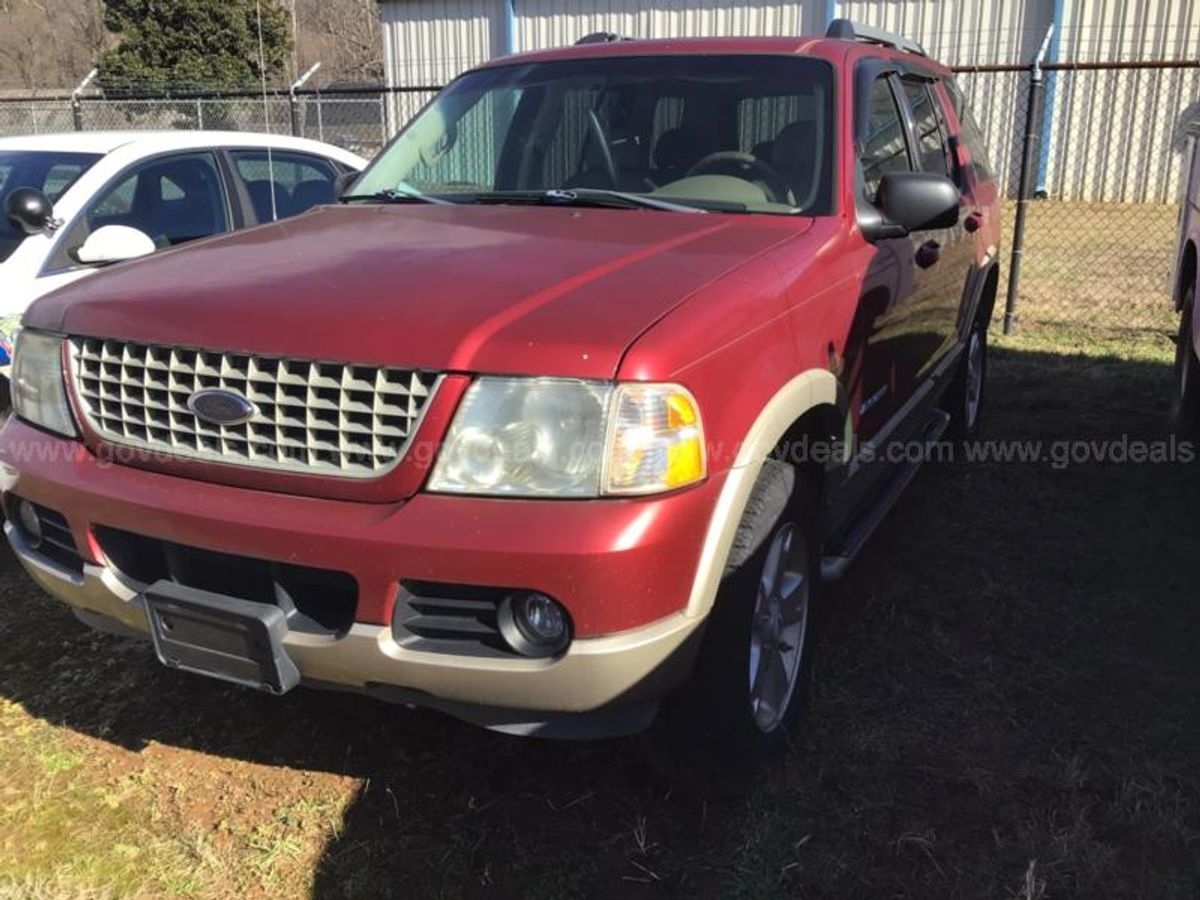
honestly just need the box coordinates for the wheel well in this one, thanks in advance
[1179,240,1198,311]
[771,403,843,498]
[722,404,842,575]
[977,264,1001,325]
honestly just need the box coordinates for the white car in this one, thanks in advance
[0,131,367,385]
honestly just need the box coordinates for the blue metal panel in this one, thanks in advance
[501,0,518,54]
[1035,0,1063,194]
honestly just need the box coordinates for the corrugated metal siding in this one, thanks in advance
[381,0,498,85]
[517,0,826,47]
[1043,0,1200,202]
[835,0,1050,66]
[380,0,499,131]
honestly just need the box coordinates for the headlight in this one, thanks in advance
[12,330,78,438]
[428,378,705,498]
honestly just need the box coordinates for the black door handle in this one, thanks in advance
[916,240,941,269]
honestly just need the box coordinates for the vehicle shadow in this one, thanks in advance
[0,340,1197,898]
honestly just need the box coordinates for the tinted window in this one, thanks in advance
[0,150,102,263]
[860,77,912,199]
[901,79,952,178]
[231,150,341,222]
[354,56,836,216]
[56,152,229,267]
[944,77,994,183]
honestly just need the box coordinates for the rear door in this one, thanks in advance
[228,150,346,225]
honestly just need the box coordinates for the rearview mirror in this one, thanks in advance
[4,188,56,236]
[73,225,157,266]
[871,172,960,237]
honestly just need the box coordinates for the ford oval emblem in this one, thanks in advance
[187,388,258,426]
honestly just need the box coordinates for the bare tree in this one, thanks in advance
[294,0,383,84]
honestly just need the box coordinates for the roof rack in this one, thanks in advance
[826,18,927,57]
[575,32,630,45]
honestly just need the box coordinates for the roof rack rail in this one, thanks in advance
[826,18,927,57]
[575,32,630,45]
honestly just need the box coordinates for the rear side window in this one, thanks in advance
[901,79,953,179]
[231,150,342,222]
[944,77,994,183]
[860,77,912,199]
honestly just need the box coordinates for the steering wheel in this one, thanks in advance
[586,110,620,189]
[684,152,792,205]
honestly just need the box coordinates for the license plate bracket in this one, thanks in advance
[143,580,300,695]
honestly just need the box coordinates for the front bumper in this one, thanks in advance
[1,419,718,736]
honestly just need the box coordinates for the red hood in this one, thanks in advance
[27,204,807,378]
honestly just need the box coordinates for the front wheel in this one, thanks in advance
[1175,289,1200,434]
[660,461,819,763]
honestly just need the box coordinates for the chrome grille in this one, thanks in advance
[69,337,439,477]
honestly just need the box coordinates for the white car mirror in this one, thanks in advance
[73,225,157,266]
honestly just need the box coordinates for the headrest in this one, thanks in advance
[772,122,817,169]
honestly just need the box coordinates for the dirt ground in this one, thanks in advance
[1,323,1198,899]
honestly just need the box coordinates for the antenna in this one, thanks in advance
[256,0,279,221]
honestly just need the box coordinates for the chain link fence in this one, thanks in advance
[0,87,439,159]
[1,64,1197,339]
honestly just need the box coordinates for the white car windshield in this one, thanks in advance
[350,55,835,216]
[0,150,102,262]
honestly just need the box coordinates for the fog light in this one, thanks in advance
[499,592,570,658]
[16,499,42,549]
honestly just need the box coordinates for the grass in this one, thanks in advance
[1,322,1198,898]
[994,200,1181,336]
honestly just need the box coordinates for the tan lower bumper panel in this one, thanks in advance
[7,523,702,738]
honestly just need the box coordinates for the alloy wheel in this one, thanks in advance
[747,522,810,734]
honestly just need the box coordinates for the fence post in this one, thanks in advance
[70,68,98,133]
[1004,26,1055,335]
[289,62,322,139]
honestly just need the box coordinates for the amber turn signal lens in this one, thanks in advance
[604,384,706,495]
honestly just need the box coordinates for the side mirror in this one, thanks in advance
[334,171,358,198]
[4,188,56,236]
[72,225,157,266]
[870,172,960,238]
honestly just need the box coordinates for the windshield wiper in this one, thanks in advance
[551,189,707,213]
[339,188,453,206]
[465,189,706,214]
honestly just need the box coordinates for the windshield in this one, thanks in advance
[353,55,835,215]
[0,150,102,263]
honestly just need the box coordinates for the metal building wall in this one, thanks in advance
[516,0,826,48]
[834,0,1050,66]
[380,0,500,127]
[1043,0,1200,202]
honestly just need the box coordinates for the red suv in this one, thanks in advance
[1,22,1000,756]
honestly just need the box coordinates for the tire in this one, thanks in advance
[657,460,820,767]
[945,317,988,441]
[1175,289,1200,435]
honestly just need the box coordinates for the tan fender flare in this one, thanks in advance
[683,368,847,620]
